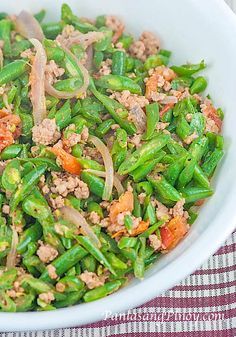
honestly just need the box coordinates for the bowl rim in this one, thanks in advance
[0,0,236,332]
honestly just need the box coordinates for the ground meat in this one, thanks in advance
[110,90,149,110]
[45,60,65,85]
[100,217,110,228]
[97,59,112,76]
[138,193,146,205]
[74,180,90,199]
[36,242,58,264]
[140,31,160,57]
[129,134,142,148]
[46,265,58,280]
[32,119,61,146]
[156,122,169,131]
[128,105,146,134]
[80,271,106,289]
[38,292,55,304]
[170,88,190,101]
[129,41,146,61]
[184,131,198,145]
[20,48,34,60]
[49,195,65,209]
[106,15,124,32]
[170,199,189,220]
[2,204,10,214]
[81,126,89,142]
[149,234,162,251]
[50,172,89,200]
[56,282,66,293]
[89,211,101,224]
[152,200,170,221]
[204,117,219,133]
[129,31,160,61]
[83,146,103,163]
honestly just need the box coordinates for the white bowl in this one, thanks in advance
[0,0,236,332]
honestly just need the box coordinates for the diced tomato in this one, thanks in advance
[0,127,14,152]
[160,216,188,250]
[160,226,175,250]
[109,191,134,224]
[160,103,175,118]
[48,147,81,175]
[131,220,150,236]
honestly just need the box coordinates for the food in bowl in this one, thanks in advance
[0,3,224,311]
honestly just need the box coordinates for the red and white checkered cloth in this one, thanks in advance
[1,231,235,337]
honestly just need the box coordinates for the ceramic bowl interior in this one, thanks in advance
[0,0,235,331]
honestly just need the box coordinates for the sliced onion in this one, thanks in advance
[84,169,124,196]
[45,46,89,99]
[84,45,93,71]
[15,10,44,41]
[63,31,104,50]
[6,227,18,270]
[29,38,47,125]
[60,206,101,248]
[89,135,114,200]
[129,104,146,133]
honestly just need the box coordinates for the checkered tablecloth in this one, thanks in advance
[0,0,235,336]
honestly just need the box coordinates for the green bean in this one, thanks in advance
[144,54,169,70]
[117,34,133,49]
[93,50,104,69]
[61,4,97,33]
[87,201,103,218]
[18,113,33,139]
[190,113,206,136]
[58,275,84,292]
[40,244,88,283]
[0,13,7,20]
[95,119,115,138]
[71,144,83,158]
[190,76,207,94]
[177,157,196,189]
[171,76,194,90]
[81,255,97,272]
[1,159,21,193]
[181,186,214,203]
[0,19,12,56]
[136,181,153,195]
[20,157,60,172]
[17,222,43,254]
[202,149,224,177]
[43,39,65,64]
[15,293,35,312]
[188,136,209,162]
[148,174,182,203]
[118,237,137,249]
[76,236,116,275]
[126,56,135,72]
[21,275,52,293]
[0,292,16,312]
[143,203,157,225]
[80,172,104,199]
[112,51,126,76]
[83,280,122,302]
[90,79,136,135]
[77,158,104,171]
[130,151,166,182]
[54,100,72,129]
[139,220,164,238]
[0,60,28,86]
[142,103,159,140]
[171,60,206,76]
[0,269,17,290]
[94,27,112,51]
[133,189,142,218]
[95,74,142,94]
[118,133,169,174]
[164,154,187,186]
[34,9,46,23]
[134,238,146,279]
[10,164,47,212]
[54,77,83,93]
[105,252,127,270]
[54,289,85,308]
[176,114,191,140]
[42,23,64,39]
[11,40,32,58]
[193,165,210,188]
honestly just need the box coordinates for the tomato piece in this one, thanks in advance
[0,127,14,152]
[109,191,134,224]
[48,147,81,175]
[131,220,149,236]
[160,103,175,118]
[160,226,174,250]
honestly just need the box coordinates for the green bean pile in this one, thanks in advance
[0,4,224,311]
